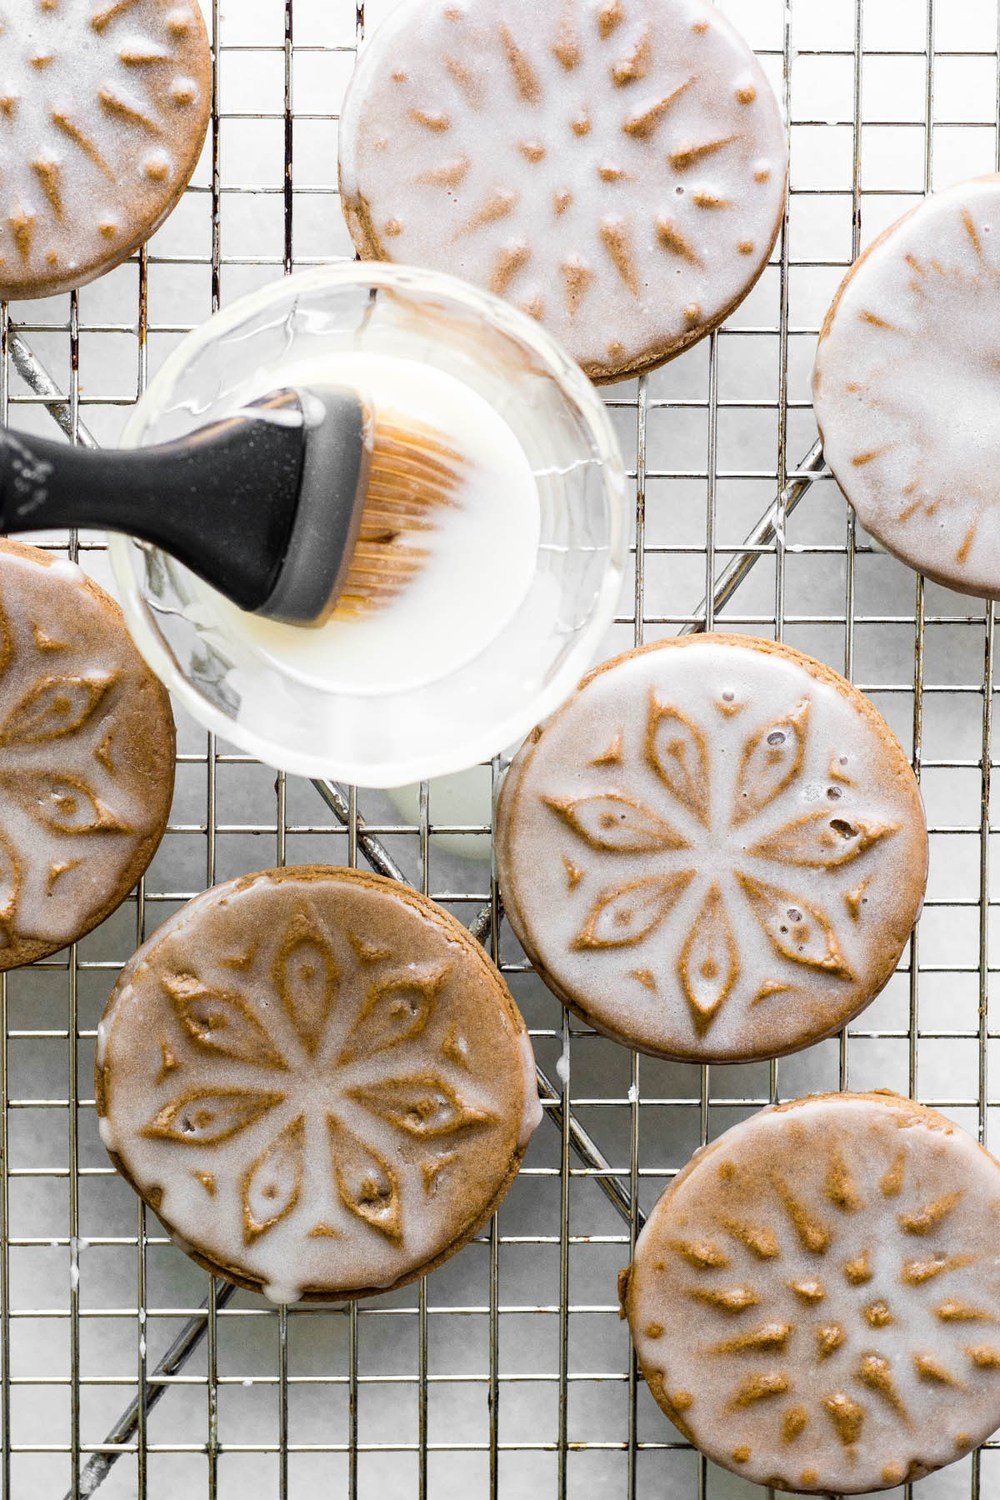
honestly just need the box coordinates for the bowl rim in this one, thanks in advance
[108,259,628,787]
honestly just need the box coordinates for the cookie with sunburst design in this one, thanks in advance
[0,0,211,300]
[0,538,174,969]
[814,175,1000,599]
[623,1092,1000,1492]
[337,0,787,382]
[95,866,542,1303]
[495,635,927,1062]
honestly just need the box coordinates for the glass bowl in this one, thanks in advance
[109,262,627,787]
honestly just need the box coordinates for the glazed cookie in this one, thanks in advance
[338,0,787,382]
[95,866,542,1303]
[0,0,211,301]
[814,175,1000,599]
[622,1092,1000,1493]
[495,635,927,1062]
[0,539,175,969]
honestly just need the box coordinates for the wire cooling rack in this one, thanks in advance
[4,0,1000,1495]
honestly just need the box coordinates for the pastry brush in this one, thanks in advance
[0,387,464,625]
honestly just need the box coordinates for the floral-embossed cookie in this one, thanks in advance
[622,1092,1000,1493]
[95,866,542,1303]
[338,0,787,382]
[0,0,211,300]
[495,635,927,1062]
[813,176,1000,599]
[0,539,175,969]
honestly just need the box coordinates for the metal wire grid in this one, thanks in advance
[2,0,1000,1495]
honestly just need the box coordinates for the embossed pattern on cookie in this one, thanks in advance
[624,1093,1000,1493]
[0,0,211,299]
[338,0,787,381]
[814,175,1000,600]
[0,539,174,970]
[495,635,927,1062]
[95,867,541,1302]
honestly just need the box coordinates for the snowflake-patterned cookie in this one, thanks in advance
[814,175,1000,600]
[623,1092,1000,1493]
[0,539,174,969]
[95,866,542,1303]
[338,0,787,382]
[496,635,927,1062]
[0,0,211,300]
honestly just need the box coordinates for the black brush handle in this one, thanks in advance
[0,391,307,611]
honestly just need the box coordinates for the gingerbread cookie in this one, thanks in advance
[814,175,1000,599]
[338,0,787,382]
[495,635,927,1062]
[95,866,542,1303]
[623,1092,1000,1493]
[0,0,211,301]
[0,539,174,969]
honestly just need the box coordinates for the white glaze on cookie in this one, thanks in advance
[495,636,927,1062]
[0,0,211,299]
[814,175,1000,599]
[338,0,787,381]
[96,867,540,1302]
[0,540,174,966]
[626,1093,1000,1493]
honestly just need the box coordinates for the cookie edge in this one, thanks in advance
[495,632,929,1063]
[0,537,176,970]
[0,0,213,302]
[812,172,1000,600]
[335,0,789,385]
[95,862,536,1301]
[621,1089,995,1494]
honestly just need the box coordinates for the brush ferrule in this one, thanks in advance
[257,386,371,627]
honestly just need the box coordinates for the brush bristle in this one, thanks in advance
[333,414,466,619]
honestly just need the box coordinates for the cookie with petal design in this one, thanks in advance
[0,538,174,969]
[814,175,1000,599]
[0,0,211,300]
[95,866,542,1303]
[337,0,787,382]
[622,1092,1000,1493]
[495,634,927,1062]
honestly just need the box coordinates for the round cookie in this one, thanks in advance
[95,866,542,1303]
[338,0,787,383]
[813,175,1000,599]
[0,538,175,969]
[622,1092,1000,1493]
[0,0,211,301]
[495,634,927,1063]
